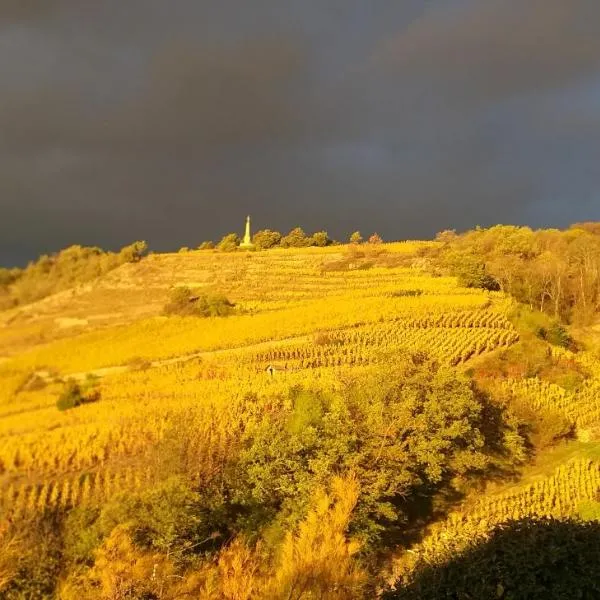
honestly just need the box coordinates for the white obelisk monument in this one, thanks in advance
[239,215,255,249]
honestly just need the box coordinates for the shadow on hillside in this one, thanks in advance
[384,517,600,600]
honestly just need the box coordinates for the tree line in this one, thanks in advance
[0,241,148,310]
[428,222,600,324]
[197,228,383,251]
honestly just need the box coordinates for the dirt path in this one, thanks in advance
[36,334,312,382]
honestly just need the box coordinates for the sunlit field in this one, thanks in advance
[1,239,600,598]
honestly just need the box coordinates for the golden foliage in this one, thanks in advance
[63,524,198,600]
[0,523,23,593]
[267,475,366,600]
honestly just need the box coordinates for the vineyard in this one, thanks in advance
[0,245,521,515]
[1,242,600,597]
[501,348,600,437]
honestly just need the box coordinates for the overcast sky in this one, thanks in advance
[1,0,599,265]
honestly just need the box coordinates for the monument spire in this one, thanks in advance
[240,215,255,249]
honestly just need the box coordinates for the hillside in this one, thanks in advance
[1,240,599,598]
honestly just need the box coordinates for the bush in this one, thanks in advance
[253,229,282,250]
[56,378,100,411]
[310,231,331,247]
[281,227,311,248]
[5,241,148,307]
[163,287,235,318]
[217,233,240,252]
[57,380,85,411]
[118,240,148,263]
[1,515,63,599]
[0,267,21,287]
[454,257,500,290]
[198,240,215,250]
[349,231,363,245]
[536,322,575,349]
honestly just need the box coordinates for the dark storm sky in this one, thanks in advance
[1,0,600,266]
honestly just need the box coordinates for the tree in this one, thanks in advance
[164,287,235,318]
[311,231,331,247]
[56,380,84,411]
[230,359,508,543]
[281,227,311,248]
[218,233,240,252]
[571,222,600,236]
[349,231,363,245]
[368,233,383,244]
[119,241,148,263]
[0,268,21,287]
[435,229,457,244]
[253,229,282,250]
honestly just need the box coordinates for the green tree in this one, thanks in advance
[56,380,85,411]
[119,241,148,263]
[349,231,363,245]
[230,359,506,543]
[281,227,310,248]
[311,231,331,247]
[253,229,282,250]
[163,287,235,318]
[218,233,240,252]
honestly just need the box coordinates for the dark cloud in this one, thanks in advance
[376,0,600,103]
[0,0,599,266]
[0,0,58,23]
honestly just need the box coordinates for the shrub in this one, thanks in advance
[118,241,148,263]
[349,231,363,245]
[197,241,215,250]
[281,227,311,248]
[57,380,85,411]
[163,287,235,318]
[0,267,21,287]
[253,230,282,250]
[56,378,100,411]
[310,231,331,247]
[536,322,575,349]
[217,233,240,252]
[6,241,148,307]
